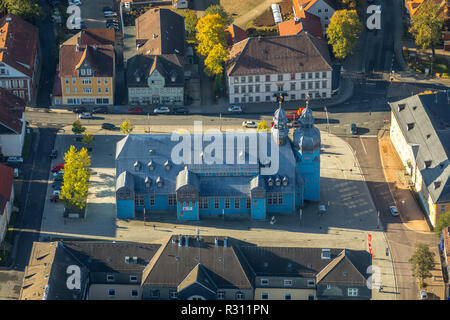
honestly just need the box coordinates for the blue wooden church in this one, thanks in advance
[115,106,321,220]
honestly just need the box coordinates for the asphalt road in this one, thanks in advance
[8,128,56,270]
[344,136,439,300]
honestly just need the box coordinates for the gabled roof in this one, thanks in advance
[63,28,115,46]
[292,0,337,17]
[126,54,184,88]
[59,44,114,77]
[0,14,39,78]
[177,263,217,293]
[226,34,332,76]
[0,87,25,134]
[142,235,253,289]
[135,8,185,56]
[316,249,370,285]
[389,92,450,203]
[225,24,248,46]
[278,12,323,39]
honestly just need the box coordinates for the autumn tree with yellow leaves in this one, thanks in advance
[60,145,91,211]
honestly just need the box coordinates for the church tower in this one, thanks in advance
[293,103,321,201]
[271,104,289,145]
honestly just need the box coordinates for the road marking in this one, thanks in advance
[360,136,368,155]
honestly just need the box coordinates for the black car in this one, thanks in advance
[172,106,188,114]
[72,107,87,113]
[54,175,63,182]
[93,106,108,114]
[49,149,58,159]
[101,123,115,130]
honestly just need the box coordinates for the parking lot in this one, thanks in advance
[78,0,116,29]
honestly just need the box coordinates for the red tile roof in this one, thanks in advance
[0,14,39,78]
[63,28,115,46]
[278,12,323,39]
[0,163,14,215]
[225,24,248,46]
[293,0,337,17]
[59,44,114,77]
[52,65,62,97]
[0,87,25,134]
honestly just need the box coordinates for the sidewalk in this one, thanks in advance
[378,129,446,300]
[27,78,354,116]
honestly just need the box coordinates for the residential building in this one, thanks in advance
[0,14,40,104]
[0,163,14,245]
[115,105,320,220]
[127,54,184,106]
[292,0,337,31]
[20,241,161,300]
[241,246,372,300]
[389,91,450,227]
[58,29,115,106]
[225,24,248,46]
[226,34,333,104]
[21,236,372,300]
[127,8,185,105]
[278,11,323,39]
[0,88,26,157]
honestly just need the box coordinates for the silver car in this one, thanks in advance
[389,206,399,217]
[78,112,92,119]
[153,106,170,114]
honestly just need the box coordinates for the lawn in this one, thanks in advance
[220,0,268,18]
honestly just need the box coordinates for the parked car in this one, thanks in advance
[104,11,117,18]
[420,290,427,300]
[51,163,65,173]
[78,112,92,119]
[52,181,63,190]
[129,107,143,114]
[154,106,170,114]
[350,123,358,134]
[53,171,63,178]
[93,107,108,114]
[14,168,19,178]
[54,174,63,182]
[106,24,119,31]
[68,0,82,5]
[72,106,87,113]
[49,149,58,159]
[103,6,113,12]
[242,120,257,128]
[106,19,119,24]
[7,156,23,163]
[389,205,399,217]
[50,190,60,202]
[228,105,243,113]
[172,106,188,114]
[101,123,115,130]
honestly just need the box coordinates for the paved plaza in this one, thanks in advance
[38,126,397,299]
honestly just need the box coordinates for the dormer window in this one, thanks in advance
[398,104,406,111]
[145,177,151,188]
[156,176,163,188]
[267,177,274,186]
[275,176,281,186]
[164,160,171,170]
[424,160,432,168]
[148,160,154,170]
[407,123,415,130]
[282,176,289,186]
[434,181,441,189]
[134,161,141,171]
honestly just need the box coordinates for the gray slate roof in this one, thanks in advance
[115,133,297,196]
[389,91,450,203]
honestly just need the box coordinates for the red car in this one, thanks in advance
[51,163,65,173]
[129,107,143,114]
[50,194,59,202]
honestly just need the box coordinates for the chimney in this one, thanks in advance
[93,45,97,51]
[171,237,177,244]
[185,236,189,247]
[215,237,219,246]
[223,237,228,247]
[76,44,80,52]
[321,249,331,259]
[258,36,262,42]
[178,235,183,247]
[133,256,138,264]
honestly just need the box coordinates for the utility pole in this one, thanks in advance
[324,106,330,135]
[377,211,380,229]
[219,113,222,132]
[299,208,302,226]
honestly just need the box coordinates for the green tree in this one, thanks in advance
[409,0,444,66]
[120,119,134,135]
[60,145,91,210]
[257,120,270,132]
[326,9,362,60]
[72,120,86,134]
[435,211,450,237]
[81,131,94,145]
[0,0,42,23]
[183,9,199,41]
[204,4,233,25]
[408,243,435,289]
